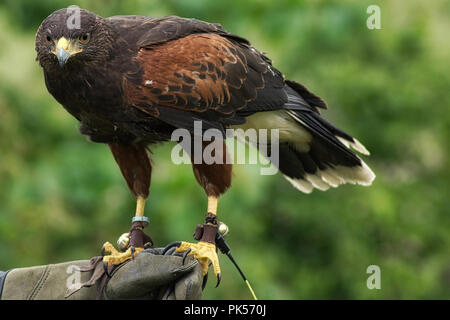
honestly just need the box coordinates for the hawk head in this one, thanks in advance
[35,8,113,71]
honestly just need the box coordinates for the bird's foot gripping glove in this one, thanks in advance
[102,221,153,267]
[0,247,203,300]
[166,213,221,287]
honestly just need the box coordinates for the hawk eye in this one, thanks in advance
[46,35,52,44]
[78,33,91,44]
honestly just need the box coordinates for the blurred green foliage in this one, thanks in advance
[0,0,449,299]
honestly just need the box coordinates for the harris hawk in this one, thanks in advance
[35,8,375,284]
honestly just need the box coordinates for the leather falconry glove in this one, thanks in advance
[0,247,203,300]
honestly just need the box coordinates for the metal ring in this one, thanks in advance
[131,216,150,226]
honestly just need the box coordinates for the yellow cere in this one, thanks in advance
[51,37,83,55]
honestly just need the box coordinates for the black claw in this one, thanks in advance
[103,261,111,278]
[164,247,176,256]
[182,248,191,265]
[215,273,221,288]
[130,246,136,260]
[144,241,153,249]
[162,241,182,255]
[202,273,208,290]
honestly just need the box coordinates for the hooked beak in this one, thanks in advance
[52,37,82,68]
[56,47,71,67]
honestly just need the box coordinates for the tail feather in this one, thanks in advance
[278,141,375,193]
[336,136,370,156]
[276,108,375,192]
[234,82,376,193]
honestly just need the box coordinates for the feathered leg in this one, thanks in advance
[102,141,153,266]
[176,139,232,286]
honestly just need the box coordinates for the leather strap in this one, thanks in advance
[0,270,10,299]
[65,256,104,299]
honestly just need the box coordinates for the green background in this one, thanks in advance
[0,0,449,299]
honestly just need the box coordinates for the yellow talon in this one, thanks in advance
[176,241,220,277]
[102,241,144,267]
[102,241,120,256]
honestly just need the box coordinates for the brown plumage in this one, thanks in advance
[35,8,375,277]
[127,33,266,113]
[108,142,151,198]
[192,141,232,197]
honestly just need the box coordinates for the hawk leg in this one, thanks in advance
[102,143,153,267]
[175,140,231,286]
[102,197,153,266]
[176,209,221,287]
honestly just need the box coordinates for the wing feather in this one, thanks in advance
[124,31,287,132]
